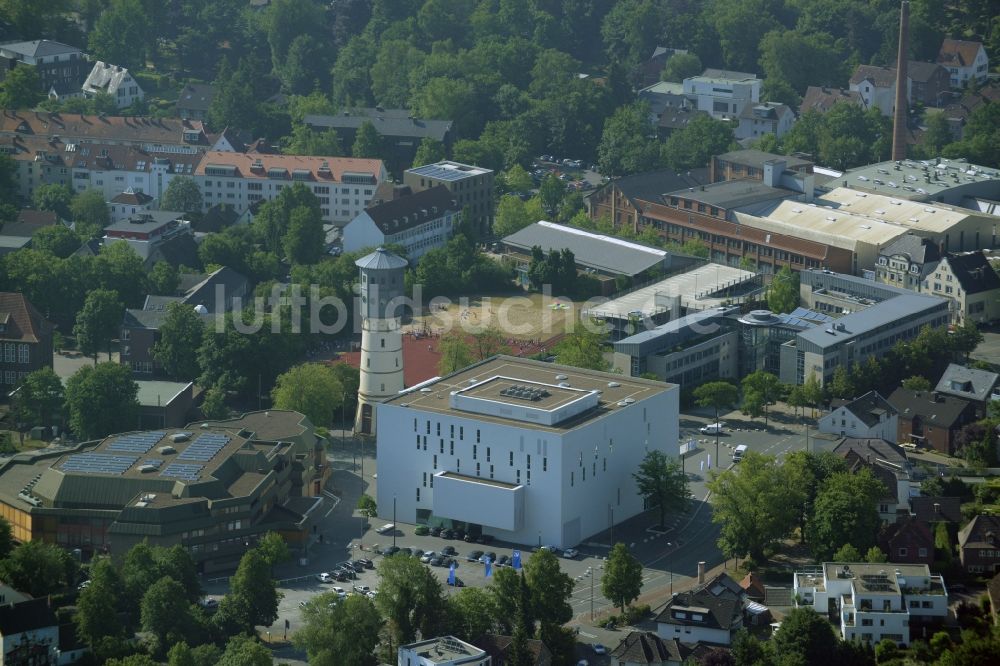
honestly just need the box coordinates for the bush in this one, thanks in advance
[621,604,651,625]
[414,525,429,536]
[597,616,619,629]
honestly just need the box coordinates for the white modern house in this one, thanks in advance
[682,69,761,121]
[735,102,795,141]
[818,391,898,441]
[794,563,947,646]
[342,185,459,260]
[82,61,144,108]
[398,636,489,666]
[375,356,679,548]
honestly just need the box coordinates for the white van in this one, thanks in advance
[699,422,725,435]
[375,523,395,534]
[732,445,748,463]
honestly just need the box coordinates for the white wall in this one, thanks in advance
[655,620,732,645]
[342,212,385,254]
[817,406,899,442]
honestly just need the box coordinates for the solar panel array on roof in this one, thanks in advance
[177,433,230,462]
[107,431,166,454]
[160,463,203,481]
[61,453,139,475]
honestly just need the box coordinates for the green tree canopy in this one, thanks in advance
[75,557,124,646]
[87,0,152,70]
[73,288,123,362]
[446,587,498,642]
[553,327,609,371]
[64,362,139,440]
[271,363,345,426]
[524,548,574,626]
[807,470,885,562]
[141,576,199,656]
[10,367,63,430]
[0,540,76,597]
[661,114,735,171]
[602,542,643,614]
[295,593,382,666]
[32,183,74,219]
[412,137,446,168]
[152,302,206,381]
[633,449,691,529]
[771,606,842,666]
[597,102,660,177]
[375,553,449,646]
[216,549,281,635]
[70,189,110,239]
[31,225,81,258]
[661,52,703,83]
[767,266,799,314]
[0,64,42,109]
[161,176,204,215]
[352,120,383,158]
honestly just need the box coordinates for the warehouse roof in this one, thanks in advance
[502,221,668,277]
[839,158,1000,200]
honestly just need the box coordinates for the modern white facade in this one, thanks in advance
[376,356,679,548]
[398,636,489,666]
[682,70,761,121]
[794,563,947,646]
[342,185,458,260]
[818,391,898,441]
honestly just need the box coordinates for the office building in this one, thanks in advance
[342,185,459,260]
[682,69,761,121]
[794,563,947,646]
[404,161,494,237]
[398,636,489,666]
[0,411,328,571]
[0,40,86,98]
[194,152,387,226]
[375,356,678,548]
[799,268,912,317]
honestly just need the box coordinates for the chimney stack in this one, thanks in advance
[698,561,706,584]
[891,1,910,161]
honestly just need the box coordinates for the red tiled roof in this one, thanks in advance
[194,151,384,182]
[0,292,52,343]
[0,110,215,146]
[937,39,984,68]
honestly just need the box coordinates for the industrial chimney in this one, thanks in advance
[891,1,910,161]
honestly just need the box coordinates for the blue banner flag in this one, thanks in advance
[448,562,456,585]
[484,556,492,578]
[512,550,522,570]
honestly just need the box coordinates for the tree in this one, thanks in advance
[64,362,139,440]
[597,102,660,177]
[357,494,377,519]
[707,452,800,562]
[217,635,273,666]
[167,643,196,666]
[661,53,702,83]
[771,607,841,666]
[10,367,63,429]
[270,362,343,425]
[783,450,846,543]
[865,546,888,563]
[70,189,110,239]
[201,385,228,420]
[255,532,291,572]
[284,125,344,156]
[376,554,449,647]
[141,576,198,656]
[152,302,205,381]
[295,593,382,666]
[602,543,643,615]
[0,540,76,597]
[149,261,180,296]
[352,120,383,159]
[0,64,42,109]
[216,549,281,635]
[767,267,799,314]
[538,173,566,213]
[76,558,124,646]
[759,29,849,96]
[412,137,446,167]
[493,195,535,238]
[554,327,609,370]
[447,587,497,642]
[87,0,152,70]
[807,470,885,562]
[901,375,932,391]
[155,544,201,604]
[741,371,783,426]
[661,114,735,171]
[438,332,474,375]
[283,205,325,264]
[524,548,574,626]
[0,518,11,561]
[487,567,524,636]
[502,165,534,193]
[693,382,739,464]
[921,111,953,156]
[73,289,123,361]
[161,177,204,215]
[828,365,854,401]
[32,184,74,219]
[633,450,691,529]
[32,225,81,258]
[93,242,149,307]
[208,57,263,134]
[832,543,861,562]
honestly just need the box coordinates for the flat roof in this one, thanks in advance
[406,160,491,181]
[502,221,667,276]
[136,381,191,407]
[385,356,673,432]
[840,158,1000,198]
[666,180,793,210]
[104,211,185,234]
[583,264,756,319]
[457,375,591,411]
[820,187,979,232]
[714,149,812,171]
[738,201,910,251]
[797,293,947,349]
[437,471,519,490]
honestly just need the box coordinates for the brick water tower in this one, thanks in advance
[354,247,407,435]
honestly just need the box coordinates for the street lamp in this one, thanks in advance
[588,567,594,620]
[537,531,541,549]
[667,541,674,595]
[608,505,614,547]
[393,495,397,548]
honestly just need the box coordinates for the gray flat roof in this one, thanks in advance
[136,381,192,407]
[667,180,793,210]
[797,293,948,349]
[406,161,491,181]
[839,158,1000,199]
[503,221,667,276]
[105,211,185,233]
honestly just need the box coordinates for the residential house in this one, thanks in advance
[832,437,909,470]
[121,267,247,375]
[934,363,1000,418]
[879,519,935,565]
[194,152,387,226]
[799,87,864,115]
[876,234,941,292]
[195,203,240,233]
[472,634,551,665]
[108,188,155,224]
[682,69,761,121]
[636,81,701,136]
[793,562,948,646]
[0,292,53,391]
[654,573,746,645]
[656,106,712,138]
[403,161,494,237]
[639,46,689,87]
[849,64,911,117]
[888,387,979,455]
[0,596,59,665]
[735,102,795,142]
[341,185,459,260]
[936,81,1000,141]
[609,631,693,666]
[899,61,951,107]
[739,572,766,602]
[398,636,489,665]
[304,110,454,176]
[957,514,1000,574]
[923,252,1000,325]
[0,210,61,256]
[586,168,708,233]
[81,61,144,109]
[0,40,86,99]
[103,211,191,261]
[937,39,989,88]
[819,391,899,441]
[910,496,962,527]
[832,437,911,521]
[176,83,216,122]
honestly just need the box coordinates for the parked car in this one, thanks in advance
[331,587,347,598]
[334,572,350,582]
[399,547,413,557]
[77,580,90,591]
[441,529,454,539]
[448,577,465,587]
[198,597,218,610]
[317,572,334,583]
[496,554,511,567]
[420,551,437,563]
[485,552,497,562]
[414,525,430,536]
[464,533,476,542]
[699,422,725,435]
[563,548,579,559]
[441,546,457,556]
[381,546,400,556]
[352,560,369,571]
[429,556,444,567]
[375,523,395,534]
[353,585,371,595]
[412,549,425,560]
[467,550,484,562]
[453,529,466,540]
[430,526,442,537]
[358,558,374,569]
[593,644,607,655]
